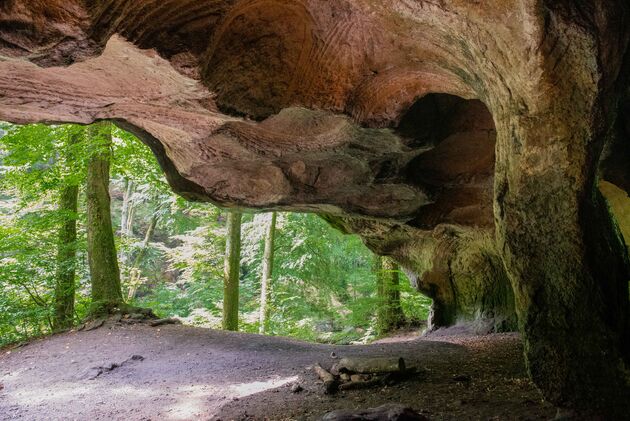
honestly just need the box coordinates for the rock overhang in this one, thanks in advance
[1,1,630,411]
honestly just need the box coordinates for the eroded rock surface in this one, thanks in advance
[1,0,629,414]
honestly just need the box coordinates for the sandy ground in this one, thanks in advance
[0,323,555,420]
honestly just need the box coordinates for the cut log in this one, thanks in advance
[313,363,338,394]
[336,357,406,374]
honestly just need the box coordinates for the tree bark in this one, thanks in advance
[223,210,242,331]
[259,212,277,334]
[86,122,123,315]
[52,174,80,330]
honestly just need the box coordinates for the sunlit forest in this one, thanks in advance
[0,122,431,347]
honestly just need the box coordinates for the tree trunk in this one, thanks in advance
[86,122,123,315]
[127,209,159,300]
[125,199,135,237]
[383,258,404,330]
[120,179,134,237]
[223,210,242,331]
[375,256,404,335]
[259,212,277,334]
[119,178,134,267]
[52,178,79,331]
[374,255,386,334]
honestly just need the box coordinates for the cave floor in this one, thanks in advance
[0,323,556,420]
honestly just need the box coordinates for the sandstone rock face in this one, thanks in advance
[1,0,629,414]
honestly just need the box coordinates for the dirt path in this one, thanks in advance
[0,324,555,420]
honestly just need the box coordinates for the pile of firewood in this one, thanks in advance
[313,356,418,394]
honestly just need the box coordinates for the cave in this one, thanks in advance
[337,93,516,333]
[399,95,496,230]
[0,0,629,418]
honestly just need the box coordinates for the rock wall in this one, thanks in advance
[1,0,629,414]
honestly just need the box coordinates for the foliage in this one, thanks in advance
[0,123,90,343]
[0,122,432,347]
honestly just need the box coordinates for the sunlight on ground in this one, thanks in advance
[229,375,299,398]
[163,377,298,420]
[7,382,96,405]
[7,383,155,406]
[7,380,223,420]
[3,364,298,420]
[165,384,218,420]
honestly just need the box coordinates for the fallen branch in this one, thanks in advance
[312,356,420,395]
[313,363,338,394]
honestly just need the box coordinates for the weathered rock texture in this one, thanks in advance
[1,0,629,415]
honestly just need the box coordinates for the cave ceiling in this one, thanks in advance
[0,0,628,282]
[1,1,543,226]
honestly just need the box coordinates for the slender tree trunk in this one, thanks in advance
[52,179,79,331]
[375,256,404,335]
[125,199,135,236]
[223,211,242,331]
[383,258,404,329]
[119,178,134,268]
[120,179,133,236]
[86,122,123,315]
[127,210,159,300]
[259,212,277,334]
[374,255,386,335]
